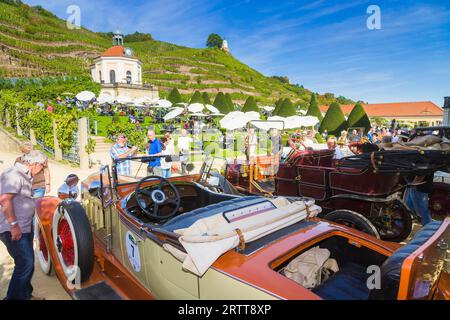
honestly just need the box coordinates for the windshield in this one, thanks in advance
[112,154,230,187]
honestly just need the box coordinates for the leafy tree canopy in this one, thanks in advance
[124,32,153,43]
[206,33,223,48]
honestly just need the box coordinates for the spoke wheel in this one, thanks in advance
[52,201,94,283]
[34,219,52,275]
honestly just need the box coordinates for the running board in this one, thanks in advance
[73,281,123,300]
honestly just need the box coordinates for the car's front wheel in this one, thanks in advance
[35,218,52,275]
[52,201,94,284]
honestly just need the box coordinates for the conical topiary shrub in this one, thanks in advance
[319,102,348,136]
[202,92,212,105]
[347,103,371,133]
[275,98,296,117]
[167,88,182,104]
[241,96,259,112]
[273,98,284,115]
[213,92,229,114]
[306,93,323,121]
[224,93,235,114]
[190,90,203,104]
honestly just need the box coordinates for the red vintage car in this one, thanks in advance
[224,147,448,242]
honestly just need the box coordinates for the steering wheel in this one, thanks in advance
[135,176,181,221]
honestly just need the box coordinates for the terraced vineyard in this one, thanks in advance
[0,1,352,105]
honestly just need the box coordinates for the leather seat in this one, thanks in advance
[162,196,267,232]
[369,220,443,300]
[313,221,443,300]
[312,262,371,300]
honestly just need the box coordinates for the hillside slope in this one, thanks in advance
[0,1,353,105]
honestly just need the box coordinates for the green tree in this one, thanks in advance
[213,93,227,114]
[167,88,183,104]
[319,102,348,136]
[275,98,296,117]
[273,98,284,115]
[189,90,203,104]
[347,103,371,133]
[206,33,223,48]
[241,96,259,112]
[306,93,323,121]
[202,92,212,105]
[224,93,235,113]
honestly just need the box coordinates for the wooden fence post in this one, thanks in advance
[53,120,62,161]
[30,129,37,145]
[16,110,22,136]
[78,117,89,170]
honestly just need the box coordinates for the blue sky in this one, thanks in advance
[23,0,450,106]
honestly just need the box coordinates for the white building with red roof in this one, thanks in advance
[320,101,444,126]
[90,31,158,100]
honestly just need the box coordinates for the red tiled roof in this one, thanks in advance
[100,45,126,57]
[320,101,443,117]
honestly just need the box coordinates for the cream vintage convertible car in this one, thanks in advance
[34,155,449,300]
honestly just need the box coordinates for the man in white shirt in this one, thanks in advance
[327,136,344,160]
[177,129,193,174]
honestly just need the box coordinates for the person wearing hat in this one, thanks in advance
[15,142,50,198]
[0,150,46,300]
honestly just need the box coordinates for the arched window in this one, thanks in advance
[126,71,132,84]
[110,70,116,84]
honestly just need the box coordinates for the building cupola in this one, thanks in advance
[113,30,124,46]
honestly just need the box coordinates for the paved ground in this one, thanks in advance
[0,151,102,300]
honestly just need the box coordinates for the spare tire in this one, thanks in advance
[325,210,380,239]
[52,201,94,283]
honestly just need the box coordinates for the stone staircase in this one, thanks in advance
[89,136,113,167]
[92,136,112,153]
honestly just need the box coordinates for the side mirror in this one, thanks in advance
[186,163,195,173]
[88,180,101,198]
[57,174,80,200]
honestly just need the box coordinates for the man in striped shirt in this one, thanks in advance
[110,134,138,176]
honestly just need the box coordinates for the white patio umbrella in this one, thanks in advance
[267,116,287,122]
[154,99,173,108]
[134,96,153,105]
[244,111,261,121]
[251,121,284,131]
[220,111,249,130]
[260,106,275,112]
[76,91,95,102]
[188,113,208,117]
[163,107,184,121]
[300,116,320,127]
[116,94,134,104]
[188,103,204,113]
[97,93,114,104]
[205,104,220,114]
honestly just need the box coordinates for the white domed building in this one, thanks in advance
[90,31,158,100]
